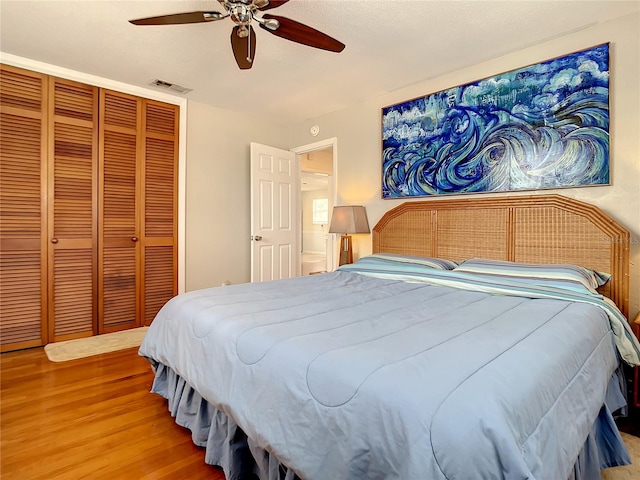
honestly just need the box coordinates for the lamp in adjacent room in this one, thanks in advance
[328,205,370,266]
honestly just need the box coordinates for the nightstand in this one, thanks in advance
[634,313,640,408]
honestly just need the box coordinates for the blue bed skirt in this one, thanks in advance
[147,361,631,480]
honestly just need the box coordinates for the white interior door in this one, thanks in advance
[250,143,299,282]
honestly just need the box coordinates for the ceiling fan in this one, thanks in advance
[129,0,345,70]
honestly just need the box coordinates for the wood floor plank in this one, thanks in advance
[1,347,225,480]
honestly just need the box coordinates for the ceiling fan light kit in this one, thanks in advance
[129,0,345,70]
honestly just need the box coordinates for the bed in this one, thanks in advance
[139,194,640,480]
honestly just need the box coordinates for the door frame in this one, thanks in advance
[291,137,338,272]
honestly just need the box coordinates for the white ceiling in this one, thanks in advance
[1,1,638,125]
[301,171,329,192]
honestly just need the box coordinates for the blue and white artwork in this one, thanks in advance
[382,43,610,198]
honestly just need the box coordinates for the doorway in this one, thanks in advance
[292,139,337,275]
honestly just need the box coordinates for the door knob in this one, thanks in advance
[51,238,59,244]
[131,237,138,242]
[252,235,263,241]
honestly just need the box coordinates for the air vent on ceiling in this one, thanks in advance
[149,79,192,94]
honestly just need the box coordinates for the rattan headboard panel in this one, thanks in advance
[437,209,508,260]
[375,211,433,257]
[373,194,630,317]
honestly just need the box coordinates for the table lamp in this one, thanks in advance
[328,205,370,266]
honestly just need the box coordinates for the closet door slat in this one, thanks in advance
[144,246,175,325]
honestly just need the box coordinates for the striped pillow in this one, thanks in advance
[453,258,610,294]
[366,253,458,270]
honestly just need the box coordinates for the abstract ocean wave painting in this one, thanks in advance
[381,43,610,198]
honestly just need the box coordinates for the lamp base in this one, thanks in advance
[338,234,353,266]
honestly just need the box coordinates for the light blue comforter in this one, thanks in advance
[139,269,624,480]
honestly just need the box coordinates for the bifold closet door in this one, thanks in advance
[1,65,177,349]
[99,92,178,332]
[0,65,48,351]
[99,90,140,332]
[142,100,178,326]
[47,78,99,342]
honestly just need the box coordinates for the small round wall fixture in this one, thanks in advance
[310,125,320,136]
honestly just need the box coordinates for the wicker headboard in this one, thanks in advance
[373,194,630,317]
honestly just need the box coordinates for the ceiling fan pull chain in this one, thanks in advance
[247,28,253,63]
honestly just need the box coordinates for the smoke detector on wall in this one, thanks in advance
[149,79,193,94]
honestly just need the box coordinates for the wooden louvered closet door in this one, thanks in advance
[0,65,49,351]
[142,101,178,325]
[1,65,177,350]
[99,91,177,332]
[99,91,140,332]
[48,78,98,341]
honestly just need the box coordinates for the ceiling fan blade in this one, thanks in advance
[259,14,345,53]
[231,26,257,70]
[129,11,224,26]
[258,0,291,11]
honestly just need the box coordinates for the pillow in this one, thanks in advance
[365,253,458,270]
[453,258,610,294]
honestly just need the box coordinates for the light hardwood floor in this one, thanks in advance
[0,347,225,480]
[2,346,638,480]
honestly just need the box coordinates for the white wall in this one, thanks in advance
[185,101,289,291]
[288,12,640,319]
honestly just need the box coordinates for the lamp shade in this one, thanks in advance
[328,206,370,234]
